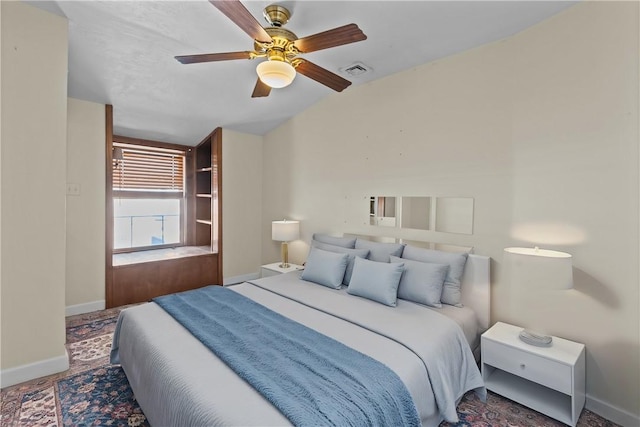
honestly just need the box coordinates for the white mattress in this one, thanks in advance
[436,303,480,354]
[111,272,484,426]
[251,272,481,355]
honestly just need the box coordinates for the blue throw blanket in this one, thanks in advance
[154,286,420,427]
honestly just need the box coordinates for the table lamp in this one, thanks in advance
[272,220,300,268]
[504,246,573,346]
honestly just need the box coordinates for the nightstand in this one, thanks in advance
[481,322,585,426]
[260,262,303,278]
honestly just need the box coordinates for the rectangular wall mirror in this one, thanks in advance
[400,196,431,230]
[368,196,473,234]
[369,196,397,227]
[435,197,474,234]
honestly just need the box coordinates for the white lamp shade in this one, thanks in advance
[504,247,573,290]
[256,60,296,88]
[272,220,300,242]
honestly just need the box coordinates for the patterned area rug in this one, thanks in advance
[1,306,619,427]
[1,306,148,427]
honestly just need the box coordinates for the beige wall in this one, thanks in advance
[66,98,106,309]
[262,2,639,423]
[222,129,263,282]
[1,0,69,377]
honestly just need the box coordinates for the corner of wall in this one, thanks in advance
[221,129,264,279]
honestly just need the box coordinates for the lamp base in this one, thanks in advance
[279,242,289,269]
[519,329,553,347]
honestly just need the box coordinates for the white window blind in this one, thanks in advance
[113,143,185,192]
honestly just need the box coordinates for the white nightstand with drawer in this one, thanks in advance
[260,262,303,278]
[481,322,585,426]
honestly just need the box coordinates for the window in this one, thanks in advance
[112,142,186,252]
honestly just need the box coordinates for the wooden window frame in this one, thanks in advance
[110,135,193,254]
[105,110,223,308]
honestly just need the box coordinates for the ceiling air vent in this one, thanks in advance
[340,62,372,77]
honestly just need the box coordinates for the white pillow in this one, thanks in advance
[312,233,356,248]
[347,257,404,307]
[401,245,468,306]
[390,256,449,308]
[311,240,369,285]
[301,248,349,289]
[354,239,405,262]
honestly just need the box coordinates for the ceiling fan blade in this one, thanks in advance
[295,60,352,92]
[175,51,253,64]
[251,78,272,98]
[209,0,272,43]
[293,23,367,53]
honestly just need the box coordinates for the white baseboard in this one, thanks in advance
[586,394,639,427]
[65,300,105,316]
[0,349,69,388]
[223,272,259,286]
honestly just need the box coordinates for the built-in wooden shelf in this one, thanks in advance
[107,128,222,309]
[194,133,217,250]
[111,246,218,307]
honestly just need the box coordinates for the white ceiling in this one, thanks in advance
[30,1,576,146]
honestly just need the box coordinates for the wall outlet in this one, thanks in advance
[66,183,81,196]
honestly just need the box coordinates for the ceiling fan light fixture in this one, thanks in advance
[256,60,296,88]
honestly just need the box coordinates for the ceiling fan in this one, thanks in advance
[175,0,367,98]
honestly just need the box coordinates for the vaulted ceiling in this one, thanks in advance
[30,1,576,145]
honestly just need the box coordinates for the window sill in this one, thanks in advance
[113,246,214,267]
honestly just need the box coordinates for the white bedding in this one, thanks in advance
[111,272,485,426]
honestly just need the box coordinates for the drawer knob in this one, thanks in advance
[520,363,526,369]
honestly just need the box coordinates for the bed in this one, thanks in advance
[110,236,490,426]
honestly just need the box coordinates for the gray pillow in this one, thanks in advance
[301,248,349,289]
[311,240,369,285]
[347,257,404,307]
[354,239,405,262]
[390,256,449,308]
[401,245,468,306]
[312,233,356,249]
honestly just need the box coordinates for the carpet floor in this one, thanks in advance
[1,305,620,427]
